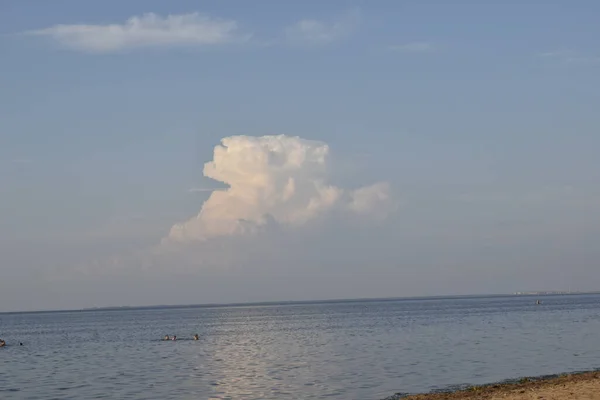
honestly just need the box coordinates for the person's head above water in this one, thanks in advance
[172,335,177,340]
[164,335,169,340]
[193,334,199,340]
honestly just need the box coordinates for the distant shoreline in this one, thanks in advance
[1,291,599,315]
[512,290,599,295]
[383,370,600,399]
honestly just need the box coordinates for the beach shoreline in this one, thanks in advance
[383,370,600,399]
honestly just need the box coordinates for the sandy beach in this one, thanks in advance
[388,371,600,400]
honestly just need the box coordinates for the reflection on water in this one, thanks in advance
[1,295,600,399]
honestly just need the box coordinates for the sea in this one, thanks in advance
[1,294,600,400]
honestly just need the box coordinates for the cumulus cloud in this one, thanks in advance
[388,42,435,53]
[164,134,394,244]
[26,12,250,53]
[284,8,360,45]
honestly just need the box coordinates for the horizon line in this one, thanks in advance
[2,291,598,315]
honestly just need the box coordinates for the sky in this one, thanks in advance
[1,0,599,312]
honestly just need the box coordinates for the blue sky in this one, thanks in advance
[1,1,599,311]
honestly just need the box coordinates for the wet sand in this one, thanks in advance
[385,371,600,400]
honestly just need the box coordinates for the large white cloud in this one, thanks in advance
[164,134,394,244]
[27,12,250,53]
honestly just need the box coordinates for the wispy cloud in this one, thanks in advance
[25,12,251,53]
[537,49,600,66]
[284,8,361,46]
[388,42,435,53]
[537,50,572,58]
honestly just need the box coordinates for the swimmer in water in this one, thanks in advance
[164,335,170,341]
[172,335,177,341]
[193,334,199,341]
[0,339,5,347]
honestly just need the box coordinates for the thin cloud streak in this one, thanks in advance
[284,8,361,46]
[188,187,225,193]
[537,49,600,65]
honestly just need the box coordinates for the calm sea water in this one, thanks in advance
[1,295,600,399]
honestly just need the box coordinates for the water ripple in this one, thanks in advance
[1,295,600,399]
